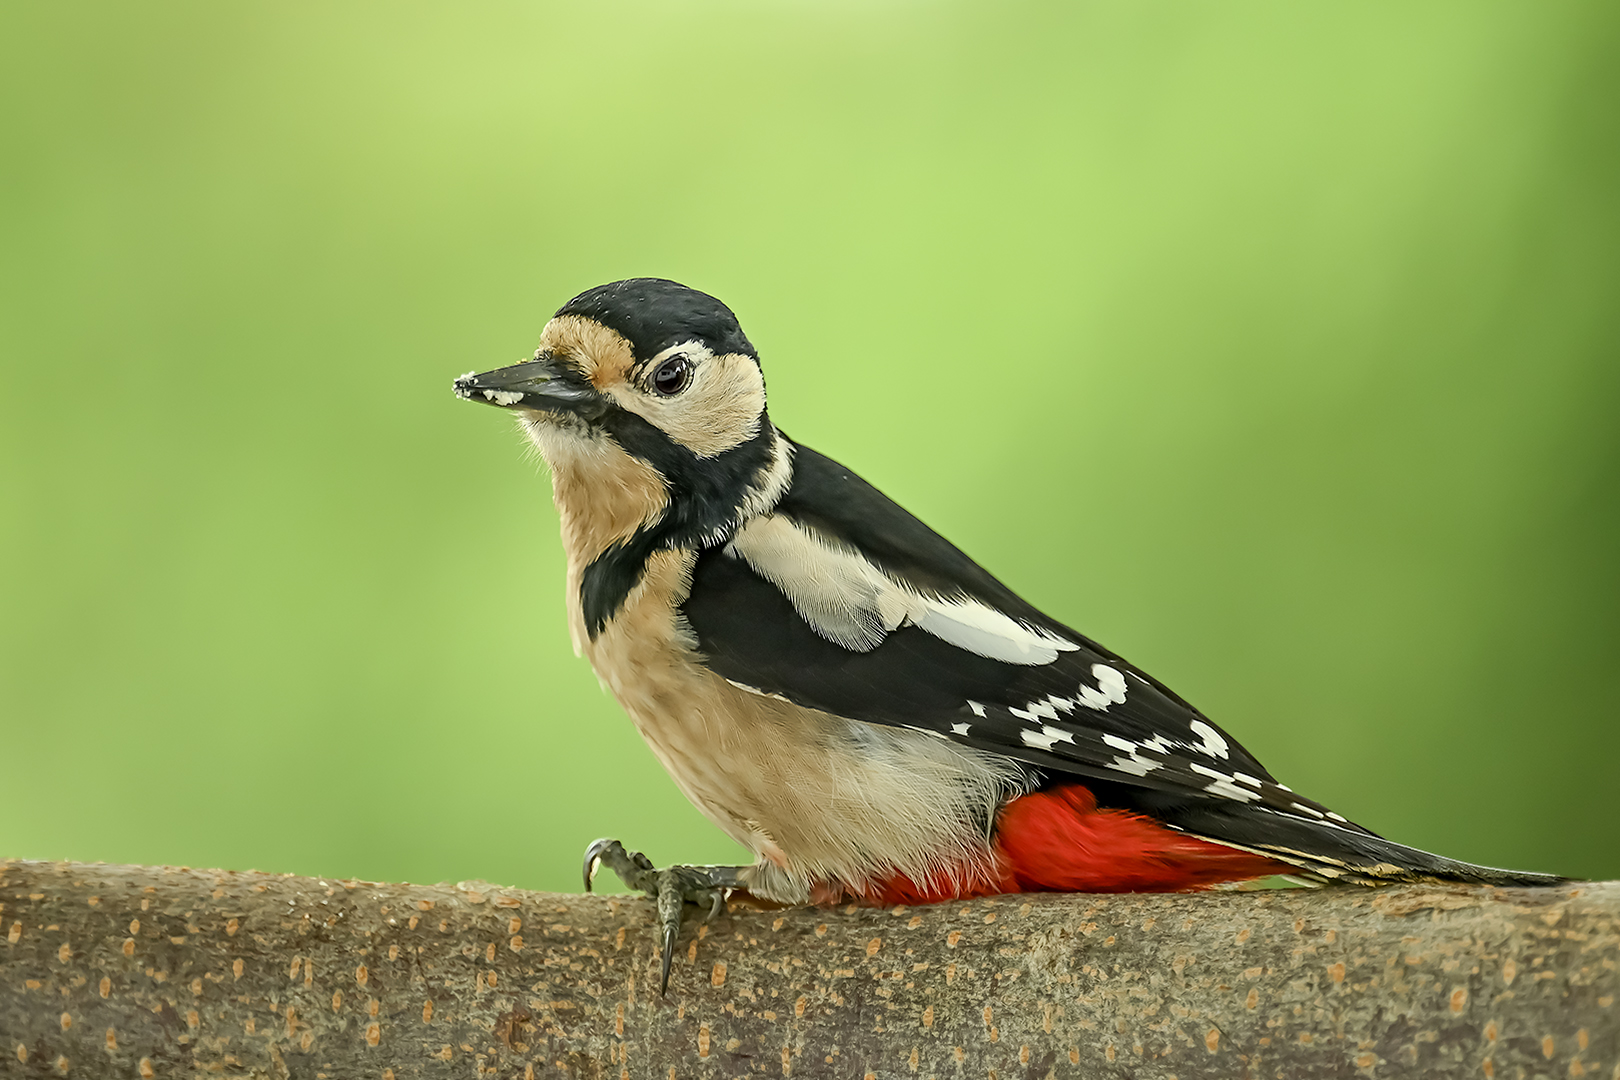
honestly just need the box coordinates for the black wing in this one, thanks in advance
[681,441,1560,886]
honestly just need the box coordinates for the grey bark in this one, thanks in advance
[1,860,1615,1079]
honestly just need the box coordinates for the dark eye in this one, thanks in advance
[652,356,693,396]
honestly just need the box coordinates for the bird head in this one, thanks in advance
[456,278,792,562]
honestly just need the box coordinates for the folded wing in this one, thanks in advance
[679,441,1561,887]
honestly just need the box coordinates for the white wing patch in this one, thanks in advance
[912,597,1078,664]
[718,518,1355,833]
[727,515,1078,664]
[725,515,903,651]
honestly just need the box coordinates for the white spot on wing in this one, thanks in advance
[1093,664,1128,701]
[1077,664,1129,711]
[967,700,986,718]
[1078,684,1113,710]
[1291,802,1327,819]
[1188,719,1230,760]
[1011,697,1065,723]
[951,722,971,736]
[1032,701,1059,723]
[1108,755,1160,776]
[1325,811,1348,823]
[1189,762,1261,802]
[1020,728,1062,751]
[1101,732,1166,776]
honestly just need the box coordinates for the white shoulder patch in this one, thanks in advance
[727,515,1079,665]
[911,597,1078,665]
[726,515,905,651]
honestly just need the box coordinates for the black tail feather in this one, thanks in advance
[1163,799,1564,888]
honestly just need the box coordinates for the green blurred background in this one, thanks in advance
[2,2,1616,891]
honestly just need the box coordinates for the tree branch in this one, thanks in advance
[2,860,1614,1078]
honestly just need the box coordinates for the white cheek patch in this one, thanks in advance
[606,344,766,459]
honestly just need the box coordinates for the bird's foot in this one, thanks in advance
[582,838,748,994]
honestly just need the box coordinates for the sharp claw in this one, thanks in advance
[576,841,747,995]
[659,922,676,996]
[581,837,618,893]
[655,872,686,996]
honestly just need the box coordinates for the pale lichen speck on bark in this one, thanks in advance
[1,859,1615,1078]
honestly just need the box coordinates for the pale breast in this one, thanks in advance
[570,548,1028,902]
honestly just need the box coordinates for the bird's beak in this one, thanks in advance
[453,353,607,420]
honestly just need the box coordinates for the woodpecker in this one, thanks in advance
[454,278,1558,992]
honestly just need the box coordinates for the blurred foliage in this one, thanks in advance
[1,2,1616,891]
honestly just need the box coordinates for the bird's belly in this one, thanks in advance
[576,552,1026,900]
[617,681,1023,903]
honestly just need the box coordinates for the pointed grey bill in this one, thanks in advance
[453,354,606,419]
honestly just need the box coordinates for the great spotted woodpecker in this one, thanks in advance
[454,278,1558,992]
